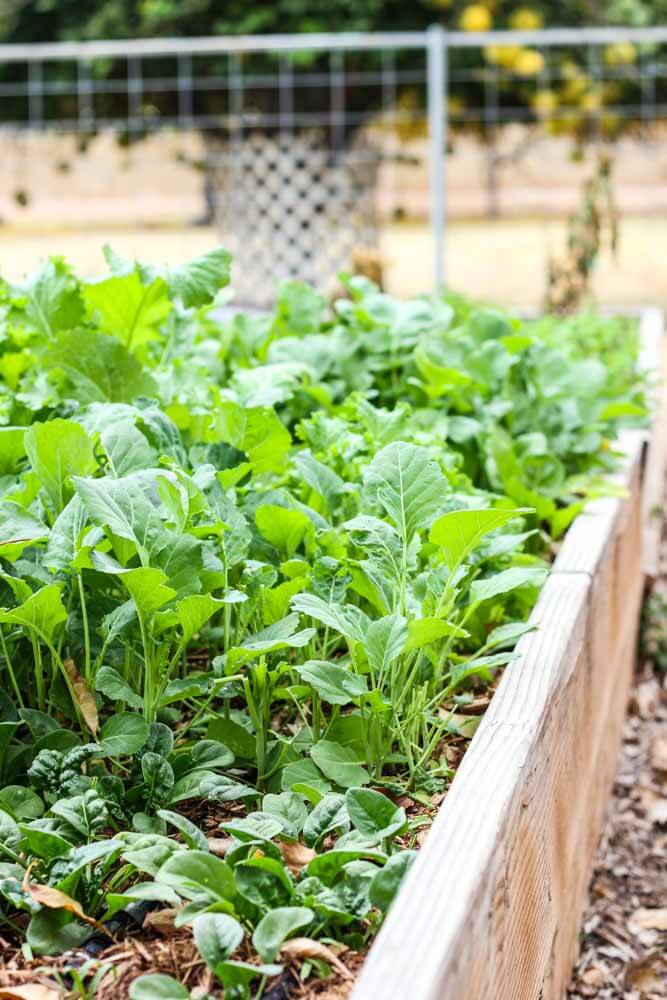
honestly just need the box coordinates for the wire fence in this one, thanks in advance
[2,26,667,301]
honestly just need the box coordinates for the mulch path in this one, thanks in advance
[567,571,667,996]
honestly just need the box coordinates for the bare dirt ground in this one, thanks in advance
[1,213,666,309]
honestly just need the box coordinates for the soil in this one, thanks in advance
[0,931,366,999]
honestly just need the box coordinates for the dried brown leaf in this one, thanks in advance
[280,937,352,979]
[635,679,660,720]
[624,952,667,992]
[649,797,667,825]
[581,966,607,987]
[638,785,660,812]
[630,907,667,931]
[0,986,62,999]
[64,659,98,736]
[650,733,667,773]
[279,840,316,873]
[22,869,108,935]
[207,837,233,857]
[143,908,179,936]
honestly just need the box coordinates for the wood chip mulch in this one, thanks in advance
[0,930,364,999]
[567,569,667,997]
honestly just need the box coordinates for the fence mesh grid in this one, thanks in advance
[2,28,667,301]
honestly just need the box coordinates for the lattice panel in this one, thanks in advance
[211,132,380,307]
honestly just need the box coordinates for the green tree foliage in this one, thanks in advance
[0,0,664,42]
[1,1,664,177]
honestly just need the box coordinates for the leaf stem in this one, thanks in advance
[0,625,23,709]
[78,572,92,686]
[32,636,45,712]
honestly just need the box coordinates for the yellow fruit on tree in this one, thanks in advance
[392,89,428,141]
[532,89,558,116]
[484,44,521,68]
[509,7,543,30]
[460,4,492,31]
[561,60,586,81]
[514,48,545,76]
[603,41,637,66]
[580,91,603,113]
[561,73,589,102]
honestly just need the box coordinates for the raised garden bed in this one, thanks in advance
[353,307,666,1000]
[0,253,661,1000]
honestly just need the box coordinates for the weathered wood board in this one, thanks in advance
[352,309,665,1000]
[639,307,667,579]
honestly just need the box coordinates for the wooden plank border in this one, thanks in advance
[638,307,667,579]
[352,308,665,1000]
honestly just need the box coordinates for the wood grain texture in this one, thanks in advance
[352,308,663,1000]
[354,574,591,1000]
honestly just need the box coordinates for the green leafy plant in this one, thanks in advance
[0,246,647,993]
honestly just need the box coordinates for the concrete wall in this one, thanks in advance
[2,124,667,227]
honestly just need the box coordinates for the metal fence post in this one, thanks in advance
[427,24,447,293]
